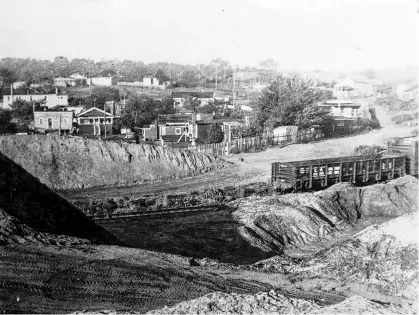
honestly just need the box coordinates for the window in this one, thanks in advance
[160,126,166,135]
[39,118,43,125]
[63,118,68,125]
[337,121,345,127]
[175,128,182,135]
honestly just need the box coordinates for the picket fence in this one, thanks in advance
[188,130,323,156]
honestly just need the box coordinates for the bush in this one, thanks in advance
[353,145,386,158]
[205,124,224,143]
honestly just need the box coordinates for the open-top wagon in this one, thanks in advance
[271,153,407,192]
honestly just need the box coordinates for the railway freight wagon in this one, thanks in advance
[387,137,418,177]
[271,154,407,192]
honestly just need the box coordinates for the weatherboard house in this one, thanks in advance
[75,107,119,136]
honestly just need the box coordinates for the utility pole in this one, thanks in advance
[232,67,236,108]
[215,63,218,92]
[104,104,107,139]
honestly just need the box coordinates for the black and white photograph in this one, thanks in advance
[0,0,418,313]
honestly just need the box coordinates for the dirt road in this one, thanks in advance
[62,105,414,201]
[0,244,274,313]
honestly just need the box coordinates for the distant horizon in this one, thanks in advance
[0,54,417,75]
[0,0,417,72]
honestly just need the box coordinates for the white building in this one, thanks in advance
[143,77,159,86]
[1,91,68,109]
[319,100,361,119]
[86,77,116,86]
[333,76,375,99]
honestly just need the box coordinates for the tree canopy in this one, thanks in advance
[10,99,34,121]
[252,74,333,133]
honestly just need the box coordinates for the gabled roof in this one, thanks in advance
[158,114,192,124]
[76,107,114,118]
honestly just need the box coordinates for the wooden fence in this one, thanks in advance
[188,130,323,157]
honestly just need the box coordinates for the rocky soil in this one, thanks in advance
[147,212,418,314]
[147,291,321,314]
[0,135,229,190]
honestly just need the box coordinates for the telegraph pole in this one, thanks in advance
[215,63,218,92]
[232,67,236,108]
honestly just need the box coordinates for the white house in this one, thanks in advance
[54,77,77,87]
[1,90,68,109]
[333,76,375,98]
[319,100,362,119]
[86,77,116,86]
[143,77,159,86]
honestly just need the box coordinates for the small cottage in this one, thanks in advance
[75,107,118,136]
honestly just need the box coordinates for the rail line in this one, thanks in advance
[91,204,226,221]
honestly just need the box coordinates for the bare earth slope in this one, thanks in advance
[0,135,229,190]
[146,213,418,315]
[232,176,417,255]
[0,244,272,314]
[0,152,120,245]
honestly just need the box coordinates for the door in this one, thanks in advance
[47,118,53,129]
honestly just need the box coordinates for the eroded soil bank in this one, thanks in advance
[0,135,229,190]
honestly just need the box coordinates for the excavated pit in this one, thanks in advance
[97,176,418,264]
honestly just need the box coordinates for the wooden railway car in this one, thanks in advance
[387,137,418,177]
[271,153,406,192]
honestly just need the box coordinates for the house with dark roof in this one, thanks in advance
[75,107,119,136]
[139,112,219,143]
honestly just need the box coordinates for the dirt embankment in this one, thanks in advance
[0,135,229,190]
[232,176,417,255]
[97,176,417,265]
[0,152,121,245]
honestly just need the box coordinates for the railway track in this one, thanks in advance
[92,204,225,221]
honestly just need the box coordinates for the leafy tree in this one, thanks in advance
[0,109,17,134]
[295,105,334,129]
[252,74,332,133]
[183,97,201,111]
[178,70,198,87]
[205,124,224,143]
[10,99,33,120]
[89,86,119,108]
[155,69,170,83]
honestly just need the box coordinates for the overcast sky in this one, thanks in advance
[0,0,417,71]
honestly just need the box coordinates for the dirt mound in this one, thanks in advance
[232,176,417,254]
[147,290,320,314]
[0,135,229,190]
[311,295,414,314]
[297,212,418,299]
[0,208,90,245]
[0,152,120,245]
